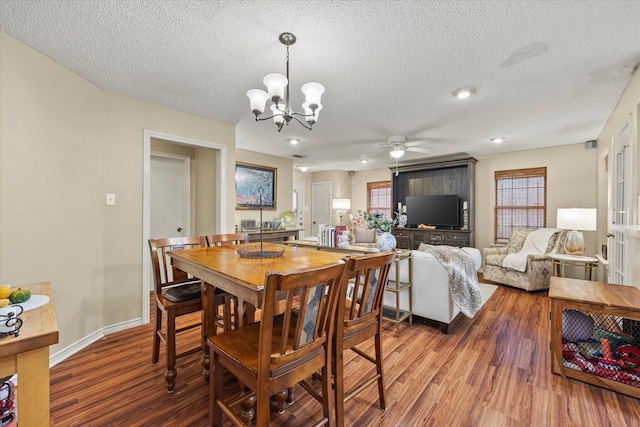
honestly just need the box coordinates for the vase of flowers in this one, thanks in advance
[362,210,397,250]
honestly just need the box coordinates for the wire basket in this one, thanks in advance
[237,243,286,259]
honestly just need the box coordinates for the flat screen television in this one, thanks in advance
[405,195,460,228]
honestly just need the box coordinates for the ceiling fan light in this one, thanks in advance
[246,89,270,115]
[390,147,405,158]
[263,73,288,102]
[289,138,299,145]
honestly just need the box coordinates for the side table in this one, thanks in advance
[549,253,598,280]
[382,250,412,336]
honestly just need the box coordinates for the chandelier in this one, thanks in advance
[246,32,325,131]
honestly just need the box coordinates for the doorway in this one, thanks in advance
[311,181,331,237]
[142,130,228,325]
[293,182,305,238]
[610,118,631,285]
[150,153,190,239]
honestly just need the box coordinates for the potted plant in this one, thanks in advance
[362,210,397,250]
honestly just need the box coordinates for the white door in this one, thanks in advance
[312,181,331,237]
[293,182,305,238]
[150,153,190,239]
[610,119,631,285]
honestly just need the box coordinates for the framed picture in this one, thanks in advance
[235,162,277,210]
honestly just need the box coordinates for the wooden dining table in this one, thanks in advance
[167,244,347,377]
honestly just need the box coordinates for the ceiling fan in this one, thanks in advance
[384,135,433,159]
[363,135,434,175]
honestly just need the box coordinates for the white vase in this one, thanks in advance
[377,231,397,251]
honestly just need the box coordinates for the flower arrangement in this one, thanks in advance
[360,210,397,232]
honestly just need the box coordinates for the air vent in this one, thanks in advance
[291,154,306,159]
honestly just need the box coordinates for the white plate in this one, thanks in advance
[0,294,50,316]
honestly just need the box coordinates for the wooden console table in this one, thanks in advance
[0,282,59,426]
[247,229,301,243]
[549,277,640,398]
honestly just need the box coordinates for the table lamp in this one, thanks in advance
[556,208,597,255]
[332,198,351,225]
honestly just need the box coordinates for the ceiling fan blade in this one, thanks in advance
[407,146,433,154]
[405,138,434,147]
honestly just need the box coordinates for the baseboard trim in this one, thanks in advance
[49,318,143,368]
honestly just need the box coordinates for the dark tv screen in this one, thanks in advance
[405,195,460,228]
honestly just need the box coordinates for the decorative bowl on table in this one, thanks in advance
[237,243,286,259]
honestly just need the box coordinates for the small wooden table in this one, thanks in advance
[549,253,598,280]
[167,245,346,376]
[0,283,59,427]
[549,277,640,398]
[382,250,413,336]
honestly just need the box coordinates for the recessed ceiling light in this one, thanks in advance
[491,136,505,143]
[359,158,370,164]
[453,87,475,99]
[289,138,300,145]
[296,165,311,172]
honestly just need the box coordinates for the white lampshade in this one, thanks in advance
[332,198,351,210]
[263,73,288,101]
[557,208,597,256]
[556,208,597,231]
[302,102,322,124]
[270,104,285,125]
[301,82,325,107]
[246,89,270,115]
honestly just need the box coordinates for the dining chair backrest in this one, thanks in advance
[260,261,347,372]
[205,233,249,247]
[342,251,394,331]
[149,236,206,293]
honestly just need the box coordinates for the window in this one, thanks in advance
[495,167,547,244]
[367,181,392,217]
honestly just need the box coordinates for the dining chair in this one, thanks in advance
[207,260,347,427]
[149,236,231,393]
[204,233,248,329]
[300,251,394,427]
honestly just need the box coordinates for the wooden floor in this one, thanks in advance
[49,282,640,427]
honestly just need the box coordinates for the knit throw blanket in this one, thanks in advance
[418,243,482,318]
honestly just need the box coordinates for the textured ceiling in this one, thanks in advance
[1,0,639,171]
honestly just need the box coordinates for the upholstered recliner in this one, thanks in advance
[482,228,567,292]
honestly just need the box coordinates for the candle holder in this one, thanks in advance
[237,187,285,258]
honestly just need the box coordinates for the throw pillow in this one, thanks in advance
[354,229,376,243]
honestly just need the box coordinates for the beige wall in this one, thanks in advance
[595,66,640,286]
[0,31,235,353]
[475,143,598,253]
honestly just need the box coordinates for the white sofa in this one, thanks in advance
[383,247,482,334]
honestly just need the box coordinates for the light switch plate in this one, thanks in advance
[106,193,116,205]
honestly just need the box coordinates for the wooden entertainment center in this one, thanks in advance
[391,155,476,249]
